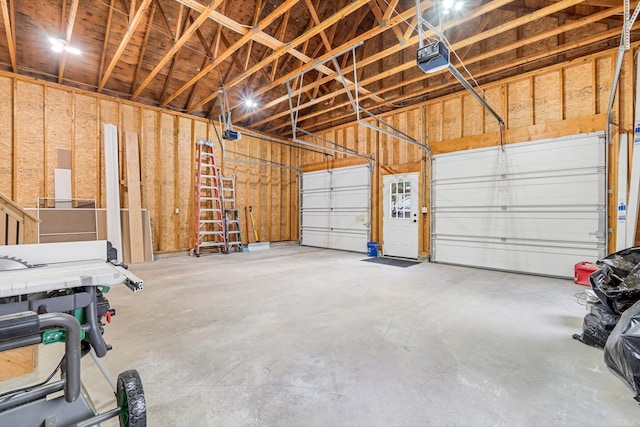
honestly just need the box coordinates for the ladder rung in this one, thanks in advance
[199,242,225,248]
[199,231,225,236]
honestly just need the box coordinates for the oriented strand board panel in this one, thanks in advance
[463,93,483,137]
[159,113,176,252]
[45,88,72,200]
[596,56,613,115]
[508,79,532,129]
[534,71,562,124]
[177,117,192,250]
[15,81,44,207]
[564,62,594,119]
[74,94,98,200]
[427,102,442,143]
[483,86,503,134]
[0,77,12,196]
[141,110,158,249]
[442,98,462,141]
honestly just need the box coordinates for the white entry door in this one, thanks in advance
[383,173,419,258]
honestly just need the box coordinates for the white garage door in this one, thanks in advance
[431,132,606,277]
[301,165,371,252]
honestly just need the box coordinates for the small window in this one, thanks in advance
[390,180,411,219]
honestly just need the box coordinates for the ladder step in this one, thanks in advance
[199,242,225,248]
[200,220,223,224]
[199,231,225,236]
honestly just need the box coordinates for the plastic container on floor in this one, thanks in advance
[574,261,598,286]
[367,242,378,257]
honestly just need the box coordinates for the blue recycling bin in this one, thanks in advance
[367,242,378,257]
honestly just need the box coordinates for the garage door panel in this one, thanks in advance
[434,138,603,180]
[301,165,370,253]
[434,239,600,277]
[333,188,369,209]
[435,175,601,207]
[300,210,330,228]
[302,191,330,209]
[433,211,601,242]
[432,132,606,277]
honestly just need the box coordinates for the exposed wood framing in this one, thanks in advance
[131,1,221,100]
[98,0,153,92]
[57,0,80,84]
[0,0,17,72]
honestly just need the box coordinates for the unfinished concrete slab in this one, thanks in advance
[5,243,638,426]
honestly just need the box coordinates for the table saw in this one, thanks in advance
[0,240,146,426]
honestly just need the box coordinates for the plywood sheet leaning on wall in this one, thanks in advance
[125,132,144,264]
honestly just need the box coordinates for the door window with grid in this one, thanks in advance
[390,181,411,219]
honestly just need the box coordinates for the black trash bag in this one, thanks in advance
[590,247,640,315]
[604,300,640,402]
[573,302,620,349]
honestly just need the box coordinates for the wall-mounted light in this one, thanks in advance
[49,37,81,55]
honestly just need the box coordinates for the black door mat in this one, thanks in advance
[361,257,421,267]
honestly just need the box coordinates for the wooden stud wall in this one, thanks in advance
[0,72,296,254]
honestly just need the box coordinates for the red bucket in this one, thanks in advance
[574,261,598,286]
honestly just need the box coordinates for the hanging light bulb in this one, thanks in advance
[48,36,81,55]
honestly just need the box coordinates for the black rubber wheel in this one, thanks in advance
[117,369,146,427]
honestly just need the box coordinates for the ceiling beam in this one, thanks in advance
[57,0,80,84]
[153,0,175,41]
[98,0,153,92]
[98,0,116,87]
[268,3,625,133]
[186,0,374,112]
[0,0,17,72]
[304,0,333,51]
[162,0,301,108]
[159,8,192,102]
[234,0,437,124]
[243,0,263,71]
[130,2,156,94]
[370,0,403,42]
[131,0,223,101]
[297,22,636,134]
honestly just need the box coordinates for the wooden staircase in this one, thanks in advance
[0,193,39,380]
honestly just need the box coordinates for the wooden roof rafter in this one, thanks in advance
[292,20,638,134]
[244,0,515,129]
[243,0,264,71]
[162,0,301,108]
[268,0,626,134]
[187,0,377,113]
[130,1,157,94]
[98,0,153,92]
[0,0,17,73]
[233,0,435,124]
[57,0,80,84]
[159,7,192,102]
[131,0,223,101]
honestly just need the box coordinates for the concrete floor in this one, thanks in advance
[3,243,640,426]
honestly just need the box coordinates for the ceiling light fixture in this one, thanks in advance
[48,37,81,55]
[244,99,257,108]
[442,0,464,15]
